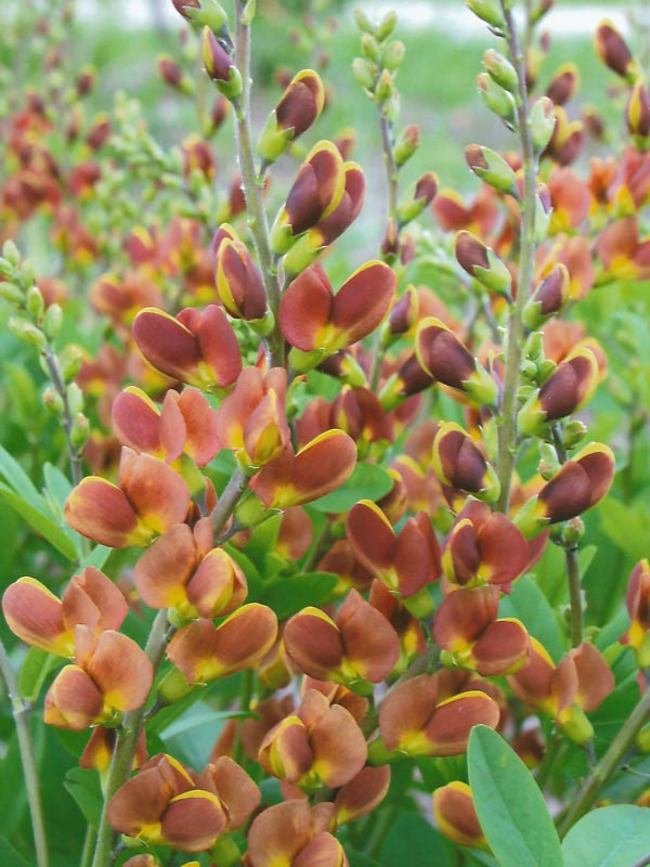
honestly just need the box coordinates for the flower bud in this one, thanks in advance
[433,782,487,851]
[545,63,579,106]
[396,172,438,224]
[201,27,242,99]
[352,57,375,91]
[626,79,650,138]
[529,96,556,152]
[483,49,518,93]
[465,144,517,194]
[361,33,381,63]
[466,0,506,29]
[455,231,512,296]
[477,72,515,123]
[26,285,45,321]
[523,265,569,329]
[376,10,398,41]
[375,68,394,104]
[394,124,420,168]
[382,40,405,71]
[595,20,638,81]
[43,303,63,339]
[172,0,228,34]
[258,70,325,164]
[9,317,46,350]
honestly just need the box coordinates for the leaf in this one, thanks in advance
[18,648,56,703]
[43,462,72,510]
[468,726,563,867]
[309,464,393,513]
[562,805,650,867]
[0,483,78,561]
[0,444,42,509]
[82,544,112,570]
[257,571,338,619]
[599,499,650,564]
[0,835,31,867]
[500,575,565,662]
[63,767,103,829]
[380,811,455,867]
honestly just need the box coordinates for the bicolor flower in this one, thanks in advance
[434,586,530,676]
[201,27,242,99]
[378,673,500,757]
[317,540,375,596]
[283,160,366,277]
[621,560,650,667]
[518,346,599,437]
[415,317,498,406]
[626,80,650,138]
[258,69,325,164]
[333,766,391,827]
[258,688,367,789]
[213,224,268,323]
[167,604,278,685]
[516,442,615,534]
[44,627,153,730]
[2,567,127,657]
[279,262,395,371]
[546,63,580,106]
[442,500,530,589]
[276,507,314,561]
[283,589,400,686]
[65,447,190,548]
[132,305,242,392]
[595,20,638,81]
[508,639,614,743]
[111,386,220,467]
[80,725,147,780]
[250,429,357,509]
[455,231,512,296]
[523,264,570,329]
[244,800,348,867]
[108,753,259,853]
[369,580,426,671]
[346,500,440,602]
[270,141,346,255]
[216,366,290,468]
[433,782,487,850]
[432,422,500,504]
[134,520,247,621]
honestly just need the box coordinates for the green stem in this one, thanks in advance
[495,4,537,513]
[0,638,49,867]
[91,609,170,867]
[536,731,564,790]
[233,669,255,765]
[43,345,84,488]
[559,683,650,836]
[211,466,249,539]
[79,824,95,867]
[232,1,284,366]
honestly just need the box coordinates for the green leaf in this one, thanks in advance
[500,575,565,662]
[380,812,455,867]
[599,499,650,563]
[63,767,103,829]
[309,464,393,513]
[562,805,650,867]
[468,726,563,867]
[43,462,72,510]
[18,648,56,703]
[0,834,31,867]
[82,544,112,570]
[0,483,78,561]
[257,571,338,619]
[0,444,42,509]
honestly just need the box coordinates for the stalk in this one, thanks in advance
[559,683,650,835]
[552,425,583,647]
[0,638,49,867]
[43,345,84,488]
[495,3,537,513]
[232,0,284,366]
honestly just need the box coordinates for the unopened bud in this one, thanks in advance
[26,285,45,322]
[483,49,518,93]
[43,303,64,340]
[539,442,560,479]
[0,281,23,304]
[172,0,228,34]
[563,419,587,449]
[523,265,569,329]
[529,96,556,152]
[70,414,90,449]
[361,33,381,63]
[465,144,517,194]
[201,27,242,99]
[353,8,374,34]
[376,10,398,42]
[2,240,21,267]
[455,231,512,295]
[466,0,506,29]
[626,79,650,138]
[375,68,394,103]
[43,387,65,415]
[382,40,405,71]
[352,57,375,91]
[396,173,438,224]
[394,124,420,167]
[477,72,515,123]
[9,317,45,350]
[595,20,638,82]
[59,345,84,383]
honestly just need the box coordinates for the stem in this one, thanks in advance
[0,638,49,867]
[495,4,537,513]
[536,731,563,790]
[91,609,170,867]
[43,345,84,488]
[232,1,284,366]
[80,825,95,867]
[233,669,254,765]
[211,466,249,539]
[559,683,650,836]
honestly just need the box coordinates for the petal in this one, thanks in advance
[174,388,221,466]
[331,261,396,347]
[346,500,396,576]
[207,756,260,830]
[186,547,248,618]
[284,607,344,680]
[337,590,400,682]
[196,305,242,388]
[86,630,153,712]
[134,524,197,609]
[279,265,333,351]
[472,618,530,676]
[433,586,500,650]
[65,476,143,548]
[162,790,227,852]
[309,703,367,788]
[379,675,438,751]
[44,664,103,730]
[433,781,485,849]
[246,800,314,867]
[334,765,391,825]
[111,386,162,455]
[425,690,500,756]
[64,567,129,633]
[2,577,72,656]
[132,307,201,382]
[119,447,190,535]
[571,642,614,712]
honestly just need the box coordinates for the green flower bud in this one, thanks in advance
[70,413,90,449]
[466,0,506,29]
[248,309,275,338]
[26,286,45,322]
[563,420,587,449]
[43,387,65,415]
[477,72,515,123]
[560,705,593,745]
[158,666,193,703]
[529,96,556,152]
[42,304,63,340]
[352,57,375,91]
[517,389,545,437]
[394,124,420,167]
[59,345,84,383]
[465,144,517,194]
[376,10,398,42]
[2,240,20,267]
[288,345,329,374]
[0,281,23,304]
[353,7,375,34]
[361,33,381,63]
[9,317,45,350]
[67,382,84,416]
[375,68,394,103]
[483,49,519,92]
[539,442,560,480]
[524,330,545,364]
[464,363,499,407]
[382,40,405,71]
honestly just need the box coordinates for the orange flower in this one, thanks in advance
[65,447,190,548]
[244,800,347,867]
[433,782,487,850]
